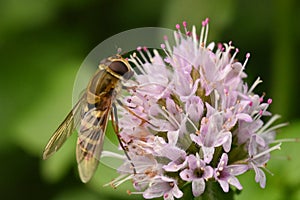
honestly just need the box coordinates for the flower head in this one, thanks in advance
[108,18,288,199]
[179,153,213,197]
[214,153,248,192]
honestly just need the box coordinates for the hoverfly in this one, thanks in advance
[43,55,135,183]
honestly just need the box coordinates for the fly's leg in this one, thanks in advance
[116,99,158,128]
[111,103,136,174]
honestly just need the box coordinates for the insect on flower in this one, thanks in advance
[43,55,136,183]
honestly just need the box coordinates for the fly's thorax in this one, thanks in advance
[86,55,132,106]
[86,69,118,104]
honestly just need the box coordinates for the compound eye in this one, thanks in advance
[108,61,128,76]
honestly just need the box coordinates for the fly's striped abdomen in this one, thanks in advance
[78,93,115,154]
[76,70,119,182]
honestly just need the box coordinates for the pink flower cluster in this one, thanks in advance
[110,19,286,199]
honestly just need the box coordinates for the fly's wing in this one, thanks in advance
[76,98,112,183]
[43,94,86,160]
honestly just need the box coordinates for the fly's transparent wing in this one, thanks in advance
[76,98,112,183]
[43,94,86,160]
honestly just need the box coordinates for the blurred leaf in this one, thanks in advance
[12,64,78,181]
[270,0,297,120]
[52,188,101,200]
[0,0,94,38]
[236,171,282,200]
[12,64,77,153]
[268,120,300,199]
[40,135,76,183]
[0,0,56,38]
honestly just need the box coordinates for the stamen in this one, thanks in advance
[203,18,209,47]
[199,20,205,48]
[128,190,144,195]
[267,98,272,104]
[259,122,288,136]
[253,110,262,121]
[143,46,154,62]
[251,143,281,160]
[160,43,172,59]
[117,47,122,54]
[174,31,180,46]
[138,46,149,63]
[243,53,250,69]
[218,43,223,50]
[191,25,198,52]
[272,137,298,143]
[101,151,125,159]
[248,77,262,94]
[112,174,134,188]
[163,36,173,54]
[256,114,281,134]
[175,23,184,40]
[214,42,224,59]
[230,48,239,64]
[183,21,188,35]
[129,53,147,75]
[104,174,132,188]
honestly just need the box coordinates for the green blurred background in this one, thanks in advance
[0,0,299,199]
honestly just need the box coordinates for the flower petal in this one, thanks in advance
[192,179,205,197]
[253,165,266,188]
[218,179,229,192]
[228,176,243,190]
[202,146,215,163]
[226,165,248,176]
[172,183,183,198]
[236,113,253,122]
[215,131,232,152]
[179,169,193,181]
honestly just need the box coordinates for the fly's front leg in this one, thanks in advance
[115,99,158,128]
[111,103,136,174]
